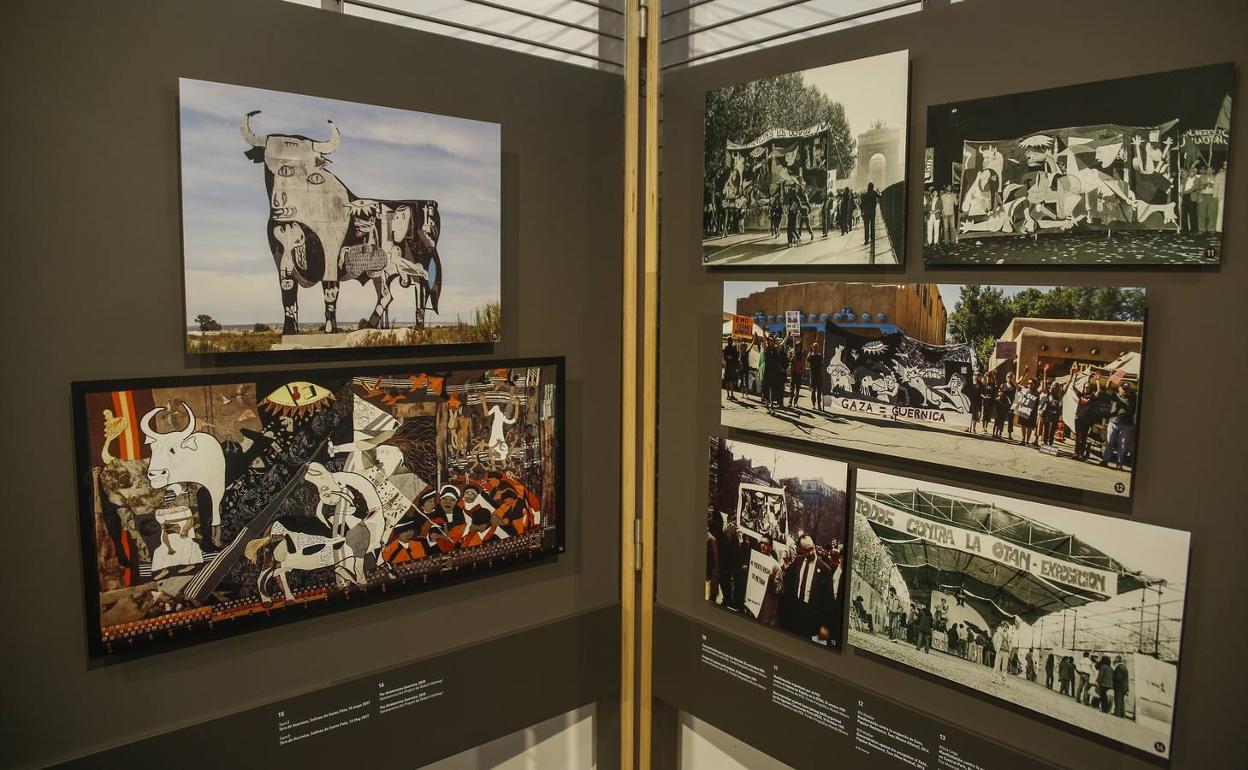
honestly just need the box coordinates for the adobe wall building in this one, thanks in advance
[990,317,1144,381]
[733,282,947,345]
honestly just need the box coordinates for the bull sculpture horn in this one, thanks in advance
[241,110,264,148]
[312,120,340,155]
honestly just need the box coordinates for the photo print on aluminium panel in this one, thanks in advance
[703,50,909,267]
[707,437,849,650]
[721,282,1146,501]
[179,78,501,355]
[923,63,1233,266]
[848,469,1191,760]
[73,359,562,662]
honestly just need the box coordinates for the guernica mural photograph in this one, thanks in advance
[706,437,848,650]
[847,470,1191,760]
[720,281,1147,500]
[179,78,501,354]
[923,63,1233,266]
[73,359,562,661]
[702,51,909,267]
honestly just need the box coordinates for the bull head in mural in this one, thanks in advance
[140,402,226,546]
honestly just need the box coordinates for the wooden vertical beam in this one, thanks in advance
[619,0,641,768]
[638,0,661,768]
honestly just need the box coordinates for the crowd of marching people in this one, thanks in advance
[960,365,1137,471]
[705,181,885,251]
[721,333,826,417]
[856,593,1134,719]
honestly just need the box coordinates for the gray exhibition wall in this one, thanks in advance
[656,0,1246,768]
[0,1,621,767]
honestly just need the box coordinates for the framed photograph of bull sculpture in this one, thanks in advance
[178,78,502,356]
[72,357,564,664]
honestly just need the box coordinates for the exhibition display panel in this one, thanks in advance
[657,1,1244,768]
[3,0,1247,768]
[3,0,622,767]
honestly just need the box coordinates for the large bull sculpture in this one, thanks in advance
[241,112,443,335]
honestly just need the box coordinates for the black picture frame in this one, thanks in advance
[71,356,566,666]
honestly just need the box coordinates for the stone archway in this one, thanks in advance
[854,125,904,191]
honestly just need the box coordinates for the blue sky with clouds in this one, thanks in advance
[180,78,500,326]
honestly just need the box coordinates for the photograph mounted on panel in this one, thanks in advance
[703,50,909,267]
[848,470,1190,760]
[707,437,849,650]
[924,63,1233,266]
[721,282,1146,501]
[73,359,562,662]
[179,78,501,355]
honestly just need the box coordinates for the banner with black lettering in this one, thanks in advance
[820,321,976,428]
[855,495,1118,597]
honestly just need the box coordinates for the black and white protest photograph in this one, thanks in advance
[848,470,1190,759]
[923,63,1233,266]
[702,50,909,266]
[721,281,1147,500]
[706,437,848,650]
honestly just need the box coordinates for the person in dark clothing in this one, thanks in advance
[1042,380,1064,445]
[1045,652,1056,689]
[1096,656,1115,713]
[821,191,835,238]
[915,605,933,653]
[995,372,1017,440]
[839,187,854,235]
[966,372,983,434]
[1112,656,1130,717]
[788,341,805,408]
[806,345,825,411]
[860,182,882,247]
[1101,381,1138,469]
[714,518,744,611]
[979,373,998,435]
[769,191,784,238]
[706,513,722,603]
[1072,374,1101,460]
[722,339,739,401]
[1059,656,1075,696]
[781,535,836,640]
[762,339,787,414]
[853,595,874,633]
[795,185,815,242]
[785,187,800,247]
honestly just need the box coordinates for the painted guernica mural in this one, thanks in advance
[75,360,562,661]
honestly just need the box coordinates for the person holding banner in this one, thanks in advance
[1016,379,1040,447]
